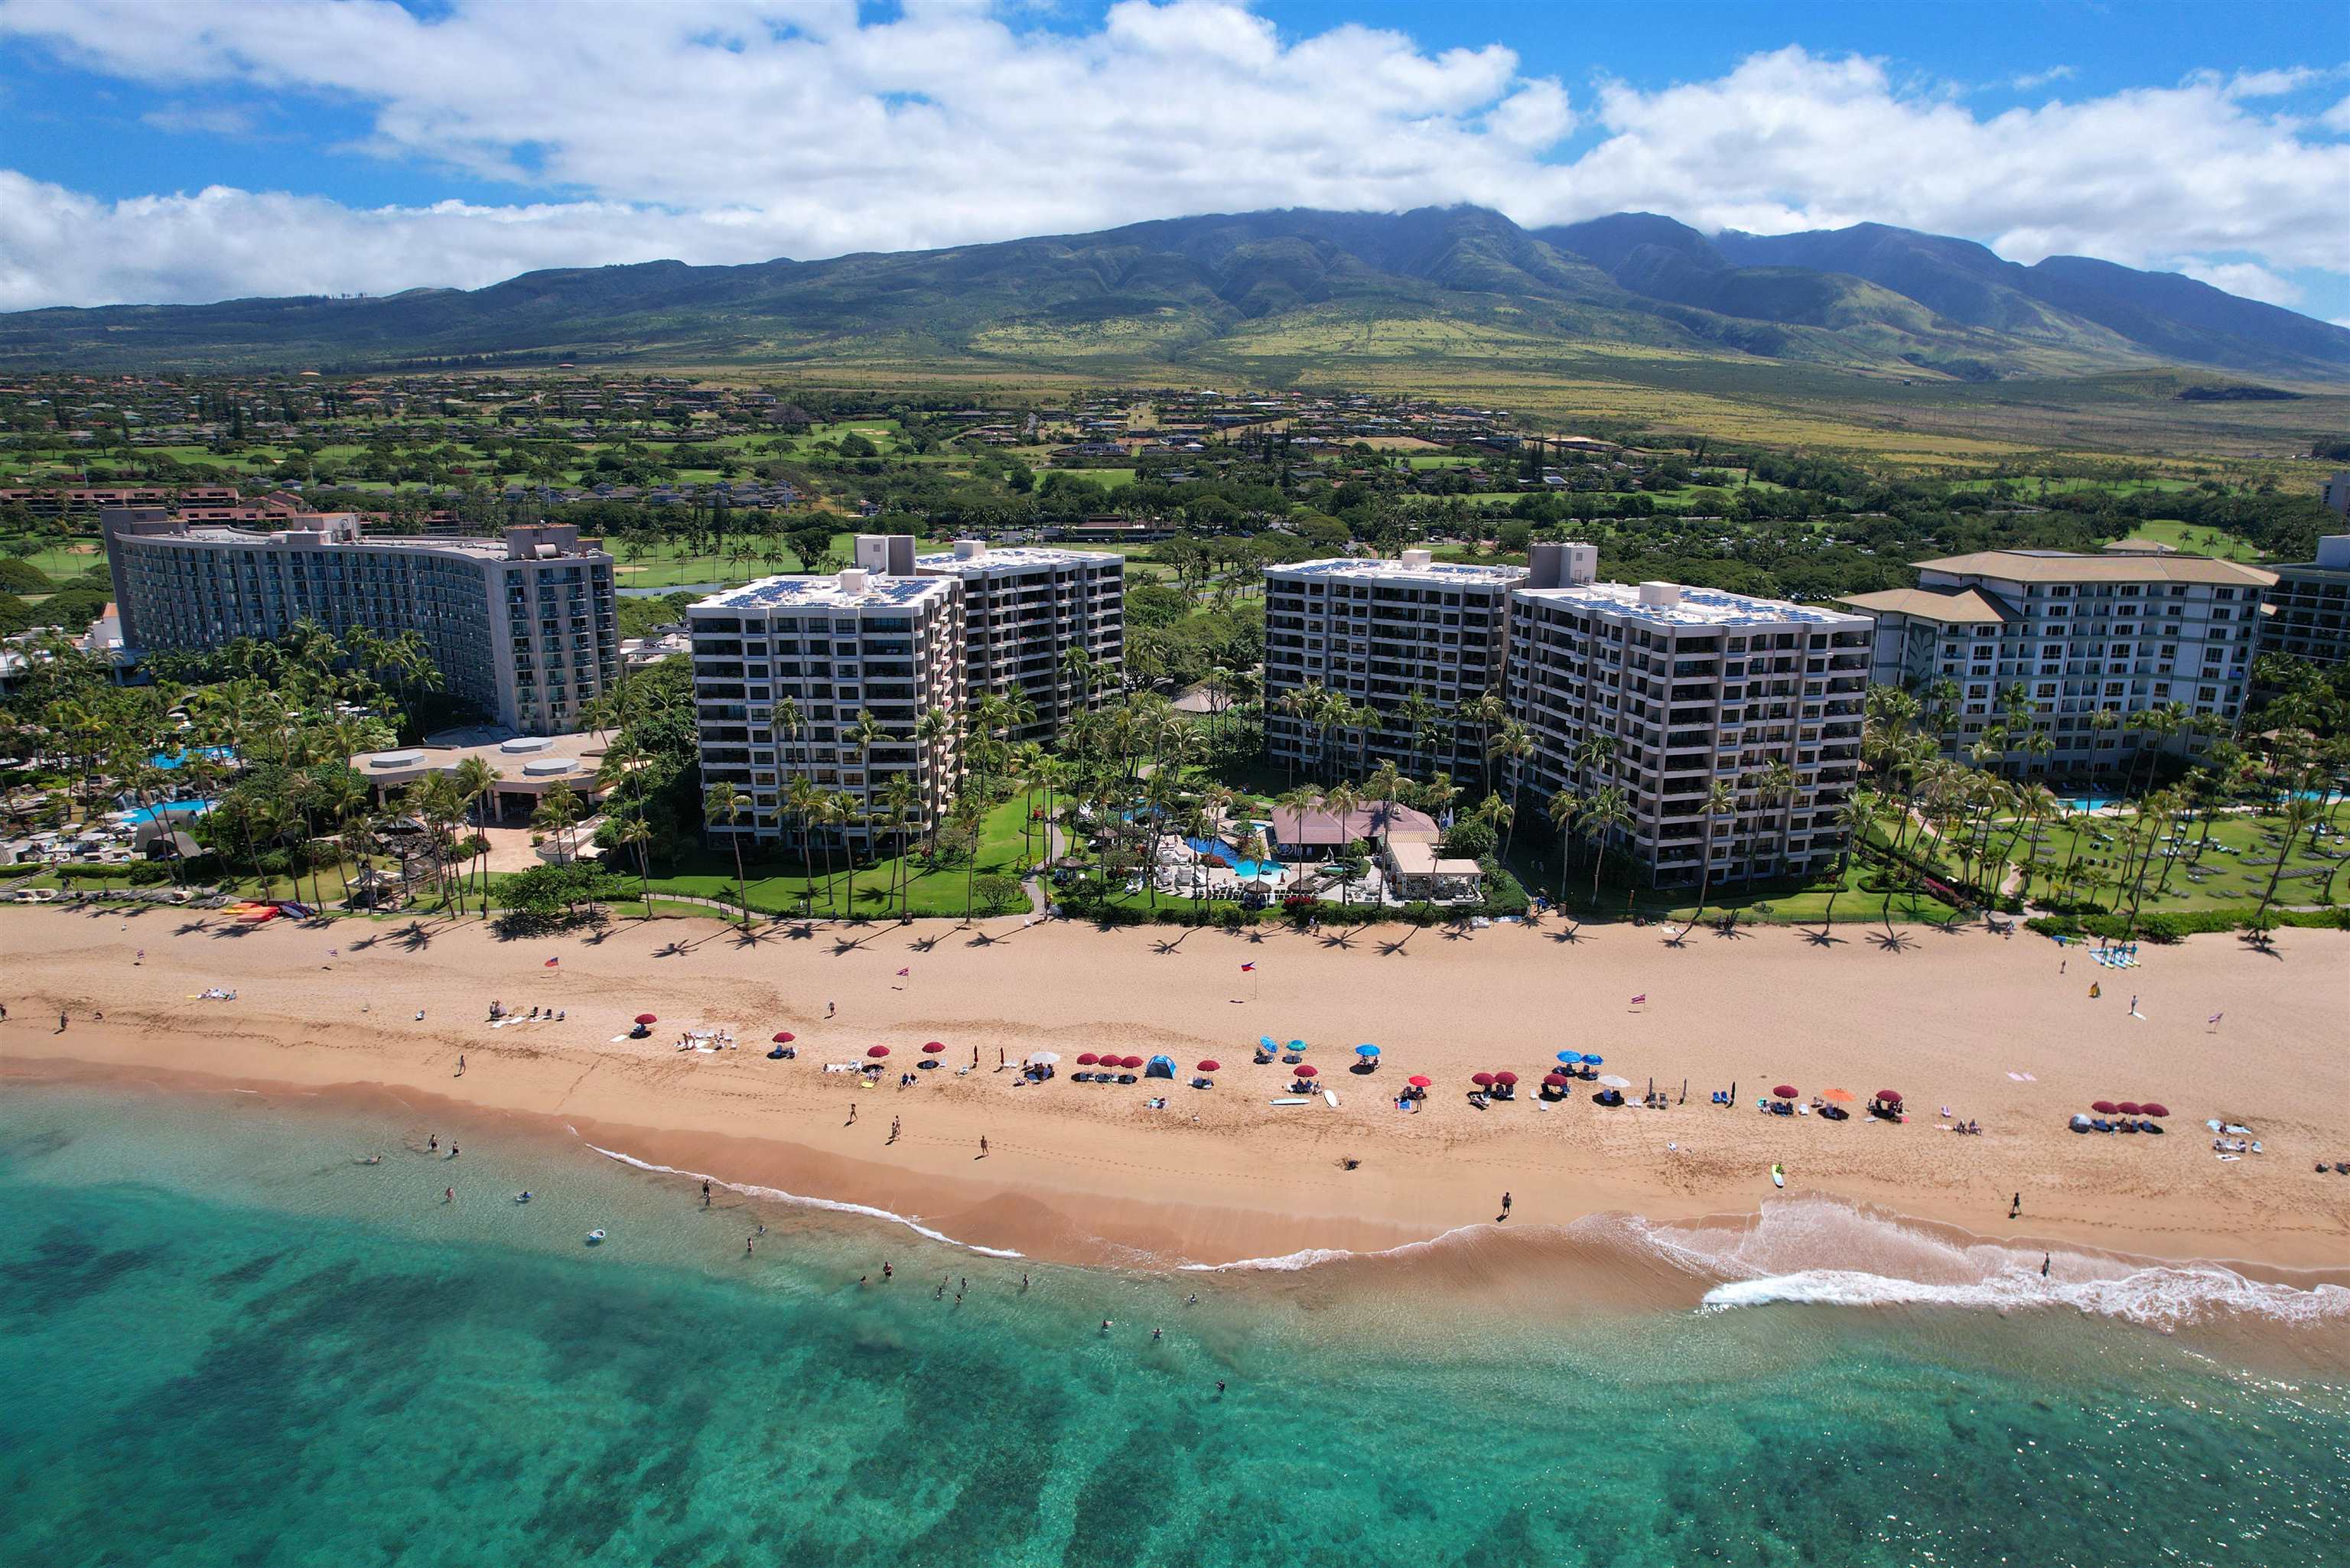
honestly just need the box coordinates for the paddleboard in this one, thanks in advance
[1769,1163,1785,1189]
[1269,1097,1310,1107]
[1323,1088,1339,1108]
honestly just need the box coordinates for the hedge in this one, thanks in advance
[2026,906,2350,942]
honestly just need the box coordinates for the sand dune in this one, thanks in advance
[5,903,2347,1272]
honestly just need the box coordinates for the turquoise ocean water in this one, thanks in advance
[2,1081,2345,1568]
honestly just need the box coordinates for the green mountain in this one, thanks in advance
[3,205,2343,384]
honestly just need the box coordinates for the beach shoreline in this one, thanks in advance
[6,904,2347,1283]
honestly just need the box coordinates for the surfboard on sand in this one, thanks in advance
[1770,1163,1785,1189]
[1323,1088,1339,1108]
[1270,1097,1310,1107]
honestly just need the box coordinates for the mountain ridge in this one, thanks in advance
[3,205,2343,383]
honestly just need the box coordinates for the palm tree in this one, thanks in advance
[915,705,954,862]
[1544,786,1581,903]
[453,755,497,913]
[1821,789,1877,932]
[2251,795,2319,927]
[1580,784,1632,909]
[880,773,921,916]
[704,781,751,928]
[1486,720,1535,857]
[1688,779,1736,927]
[784,775,821,911]
[1395,688,1438,777]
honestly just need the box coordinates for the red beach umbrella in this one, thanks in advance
[1121,1055,1145,1071]
[1077,1052,1101,1066]
[1197,1059,1220,1072]
[1294,1064,1318,1078]
[2115,1101,2142,1117]
[921,1042,946,1055]
[1772,1085,1798,1100]
[2140,1103,2169,1118]
[867,1045,890,1059]
[1471,1072,1495,1087]
[635,1013,658,1025]
[2090,1099,2118,1115]
[1875,1089,1902,1105]
[771,1032,795,1043]
[1493,1071,1518,1086]
[1542,1072,1569,1087]
[1407,1075,1432,1088]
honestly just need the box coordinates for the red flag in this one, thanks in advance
[1629,993,1645,1004]
[897,967,910,977]
[1240,962,1255,972]
[544,958,560,968]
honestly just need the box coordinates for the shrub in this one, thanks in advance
[1440,818,1498,860]
[0,558,51,595]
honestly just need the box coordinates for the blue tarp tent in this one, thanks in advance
[1145,1054,1177,1080]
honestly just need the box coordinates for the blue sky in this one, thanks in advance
[1,0,2344,319]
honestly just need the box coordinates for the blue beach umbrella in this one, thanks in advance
[1258,1036,1277,1049]
[1287,1039,1307,1051]
[1582,1054,1603,1066]
[1556,1050,1578,1065]
[1354,1043,1380,1058]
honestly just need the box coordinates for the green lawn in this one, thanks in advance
[0,535,106,583]
[1516,851,1964,927]
[644,792,1040,919]
[610,530,855,589]
[1948,803,2350,913]
[2113,519,2263,561]
[1052,467,1135,490]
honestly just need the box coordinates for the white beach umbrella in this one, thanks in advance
[1597,1074,1632,1089]
[1025,1051,1062,1066]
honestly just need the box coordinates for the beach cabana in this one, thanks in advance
[1146,1055,1177,1080]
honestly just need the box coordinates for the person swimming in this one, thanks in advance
[516,1192,531,1204]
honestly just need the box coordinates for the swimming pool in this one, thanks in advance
[149,747,236,770]
[122,800,213,826]
[1185,835,1284,881]
[2064,796,2118,813]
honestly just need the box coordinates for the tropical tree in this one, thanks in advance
[1486,719,1535,857]
[1579,784,1632,908]
[704,781,751,928]
[1544,786,1581,903]
[1688,779,1736,927]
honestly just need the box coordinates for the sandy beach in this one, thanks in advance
[5,903,2348,1279]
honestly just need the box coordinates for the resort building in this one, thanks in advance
[1507,544,1872,887]
[687,558,963,851]
[1261,550,1528,780]
[1841,547,2276,771]
[913,538,1125,740]
[100,509,619,734]
[348,731,619,820]
[2258,535,2350,666]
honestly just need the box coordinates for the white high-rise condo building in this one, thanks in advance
[1261,550,1526,781]
[103,508,618,734]
[913,539,1125,740]
[688,555,962,852]
[1507,544,1872,888]
[1841,548,2276,772]
[2260,535,2350,667]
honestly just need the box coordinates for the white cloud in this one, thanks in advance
[2010,66,2076,91]
[0,3,2342,315]
[2174,259,2303,307]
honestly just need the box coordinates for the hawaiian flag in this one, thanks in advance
[2208,1012,2223,1025]
[1629,993,1646,1005]
[1240,962,1256,972]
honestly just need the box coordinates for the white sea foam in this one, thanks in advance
[583,1143,1025,1259]
[1177,1224,1488,1272]
[1701,1266,2350,1330]
[1658,1197,2350,1330]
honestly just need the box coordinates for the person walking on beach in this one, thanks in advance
[703,1180,712,1208]
[848,1103,858,1125]
[457,1054,465,1077]
[428,1134,438,1153]
[449,1144,459,1159]
[889,1116,900,1144]
[1501,1190,1512,1218]
[135,949,144,965]
[2010,1192,2021,1219]
[883,1262,892,1281]
[2042,1253,2051,1278]
[57,1011,67,1033]
[2129,995,2141,1019]
[978,1135,989,1159]
[827,1000,836,1018]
